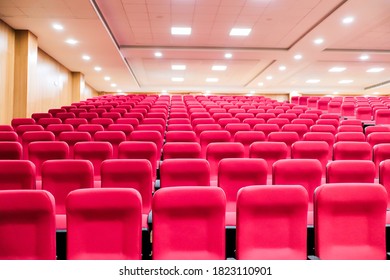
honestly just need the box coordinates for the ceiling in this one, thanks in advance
[1,0,390,96]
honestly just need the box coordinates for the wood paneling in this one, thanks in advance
[0,20,15,124]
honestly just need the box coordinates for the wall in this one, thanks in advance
[0,20,15,124]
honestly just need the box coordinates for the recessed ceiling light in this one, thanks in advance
[172,77,184,82]
[339,79,353,84]
[279,65,287,71]
[329,67,346,72]
[111,83,117,87]
[314,38,324,45]
[171,27,192,35]
[306,79,320,84]
[224,53,233,59]
[154,52,163,57]
[171,64,186,70]
[258,82,264,86]
[266,76,273,80]
[82,55,91,61]
[212,65,227,71]
[294,54,302,60]
[94,66,102,72]
[104,76,111,81]
[65,38,78,45]
[52,23,64,31]
[359,54,369,60]
[342,16,355,24]
[206,78,219,82]
[367,67,384,73]
[230,28,252,36]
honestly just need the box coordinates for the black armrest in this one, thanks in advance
[387,252,390,260]
[147,211,153,230]
[307,255,320,260]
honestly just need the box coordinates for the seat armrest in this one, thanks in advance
[307,255,320,260]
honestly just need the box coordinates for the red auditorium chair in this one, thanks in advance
[94,131,126,158]
[236,185,308,260]
[267,118,289,129]
[235,113,254,122]
[11,117,35,129]
[152,187,226,260]
[365,125,390,137]
[167,124,192,131]
[56,112,75,122]
[167,118,190,125]
[90,118,114,129]
[194,124,221,137]
[0,125,14,131]
[37,117,62,128]
[341,103,355,116]
[118,141,158,182]
[64,118,88,129]
[340,119,362,126]
[310,124,336,135]
[42,160,94,230]
[303,132,335,160]
[116,117,139,128]
[337,125,363,133]
[46,124,74,140]
[58,131,92,158]
[0,142,23,160]
[335,132,365,142]
[225,123,251,139]
[102,112,122,122]
[192,118,216,127]
[165,131,197,142]
[0,131,18,142]
[218,117,240,128]
[367,132,390,147]
[314,183,387,259]
[375,144,390,178]
[107,124,134,140]
[326,160,375,183]
[15,124,44,141]
[136,124,164,136]
[316,119,339,128]
[299,113,319,122]
[256,113,276,122]
[48,108,66,117]
[206,142,245,183]
[142,117,166,127]
[66,188,142,260]
[162,142,201,159]
[291,141,329,175]
[124,112,144,122]
[268,131,299,157]
[0,190,56,259]
[273,159,322,225]
[74,142,113,180]
[160,159,210,188]
[243,118,265,129]
[379,160,390,216]
[249,142,288,176]
[199,130,231,158]
[281,124,308,140]
[333,141,372,160]
[218,158,267,226]
[356,107,372,121]
[31,112,52,121]
[21,131,55,159]
[375,109,390,125]
[28,141,69,179]
[0,160,35,190]
[253,123,280,139]
[100,159,152,229]
[130,130,163,160]
[234,131,266,157]
[77,124,105,137]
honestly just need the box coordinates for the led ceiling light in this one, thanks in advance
[171,77,184,82]
[329,67,346,72]
[230,28,252,36]
[154,52,163,57]
[224,53,233,59]
[294,54,303,60]
[212,65,227,71]
[314,38,324,45]
[52,23,64,31]
[65,38,78,45]
[367,67,384,73]
[206,78,219,82]
[342,16,355,24]
[306,79,320,84]
[171,27,192,35]
[171,65,186,70]
[339,80,353,84]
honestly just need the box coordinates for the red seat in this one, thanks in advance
[291,141,329,175]
[100,159,152,229]
[0,160,36,190]
[236,185,308,260]
[365,126,390,137]
[130,130,163,160]
[118,141,158,181]
[273,159,322,225]
[249,142,288,176]
[28,141,69,179]
[11,118,35,129]
[160,159,210,188]
[234,131,266,157]
[116,117,139,128]
[42,160,94,230]
[66,188,142,260]
[77,124,104,137]
[165,131,197,142]
[58,131,92,158]
[90,118,114,129]
[206,142,245,182]
[218,158,267,226]
[337,125,363,133]
[31,113,52,121]
[335,132,365,142]
[333,141,372,160]
[314,183,387,259]
[199,130,231,158]
[0,142,23,160]
[136,124,164,136]
[0,131,18,142]
[0,190,56,259]
[162,142,201,159]
[94,131,126,158]
[310,124,336,135]
[167,124,192,131]
[281,124,308,140]
[152,187,226,260]
[37,118,62,128]
[74,142,113,180]
[379,160,390,211]
[253,123,280,139]
[64,118,88,129]
[367,132,390,147]
[268,131,299,157]
[46,124,74,140]
[375,109,390,125]
[326,160,375,183]
[21,131,55,159]
[316,119,339,128]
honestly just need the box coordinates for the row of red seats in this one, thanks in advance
[1,183,387,260]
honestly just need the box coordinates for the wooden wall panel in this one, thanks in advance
[27,49,73,116]
[0,20,15,124]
